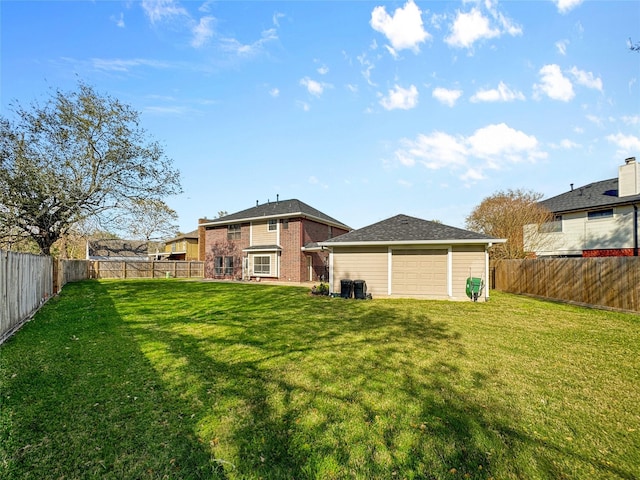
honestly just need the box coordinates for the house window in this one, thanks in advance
[254,255,271,275]
[227,224,241,240]
[328,226,333,238]
[214,256,234,275]
[588,209,613,220]
[224,256,234,275]
[540,215,562,233]
[268,219,277,231]
[282,219,289,230]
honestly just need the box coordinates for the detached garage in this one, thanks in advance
[320,215,505,301]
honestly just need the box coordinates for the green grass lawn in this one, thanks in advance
[1,280,638,479]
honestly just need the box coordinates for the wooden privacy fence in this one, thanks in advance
[1,255,204,344]
[494,257,640,312]
[89,260,204,279]
[1,250,54,344]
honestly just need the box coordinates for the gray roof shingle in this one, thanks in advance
[322,214,499,244]
[202,199,350,230]
[541,178,640,214]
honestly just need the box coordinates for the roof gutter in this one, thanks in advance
[318,238,506,248]
[200,213,350,231]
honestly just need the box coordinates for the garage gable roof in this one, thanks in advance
[321,214,503,246]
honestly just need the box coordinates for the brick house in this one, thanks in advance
[198,198,350,282]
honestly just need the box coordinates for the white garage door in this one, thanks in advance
[392,249,448,296]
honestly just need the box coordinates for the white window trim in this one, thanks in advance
[253,255,271,276]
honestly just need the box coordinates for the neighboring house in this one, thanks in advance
[154,230,199,261]
[198,198,350,282]
[525,157,640,257]
[86,239,150,261]
[318,214,505,301]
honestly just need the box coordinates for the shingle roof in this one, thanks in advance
[166,230,199,243]
[202,198,350,230]
[322,214,499,244]
[541,178,640,214]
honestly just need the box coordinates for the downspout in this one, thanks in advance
[634,204,638,256]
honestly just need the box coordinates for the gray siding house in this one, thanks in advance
[525,157,640,257]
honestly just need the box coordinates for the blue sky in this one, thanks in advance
[2,0,639,234]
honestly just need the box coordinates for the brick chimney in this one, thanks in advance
[618,157,640,197]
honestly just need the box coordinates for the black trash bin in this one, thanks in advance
[340,279,353,299]
[353,280,367,299]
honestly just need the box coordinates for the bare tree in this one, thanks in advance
[466,189,552,259]
[117,198,179,242]
[0,82,182,255]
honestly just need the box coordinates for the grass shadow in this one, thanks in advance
[3,280,638,479]
[0,280,225,479]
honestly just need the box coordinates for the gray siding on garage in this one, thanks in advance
[332,247,388,297]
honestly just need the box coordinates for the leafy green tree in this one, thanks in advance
[0,82,182,255]
[466,189,552,259]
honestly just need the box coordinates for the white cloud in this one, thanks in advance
[560,139,580,149]
[470,81,525,103]
[432,87,463,107]
[370,0,430,54]
[533,64,574,101]
[297,101,310,112]
[219,28,278,57]
[111,12,125,28]
[269,88,280,98]
[308,176,328,189]
[191,16,214,48]
[91,58,171,72]
[550,139,580,149]
[272,12,285,27]
[554,0,584,14]
[300,78,323,96]
[569,66,603,92]
[357,54,376,86]
[394,123,546,180]
[586,114,604,127]
[317,65,329,75]
[300,77,329,97]
[495,10,522,37]
[398,131,468,169]
[555,39,569,55]
[142,0,188,24]
[444,2,522,50]
[379,84,419,110]
[622,115,640,125]
[468,123,544,165]
[446,8,499,48]
[607,133,640,156]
